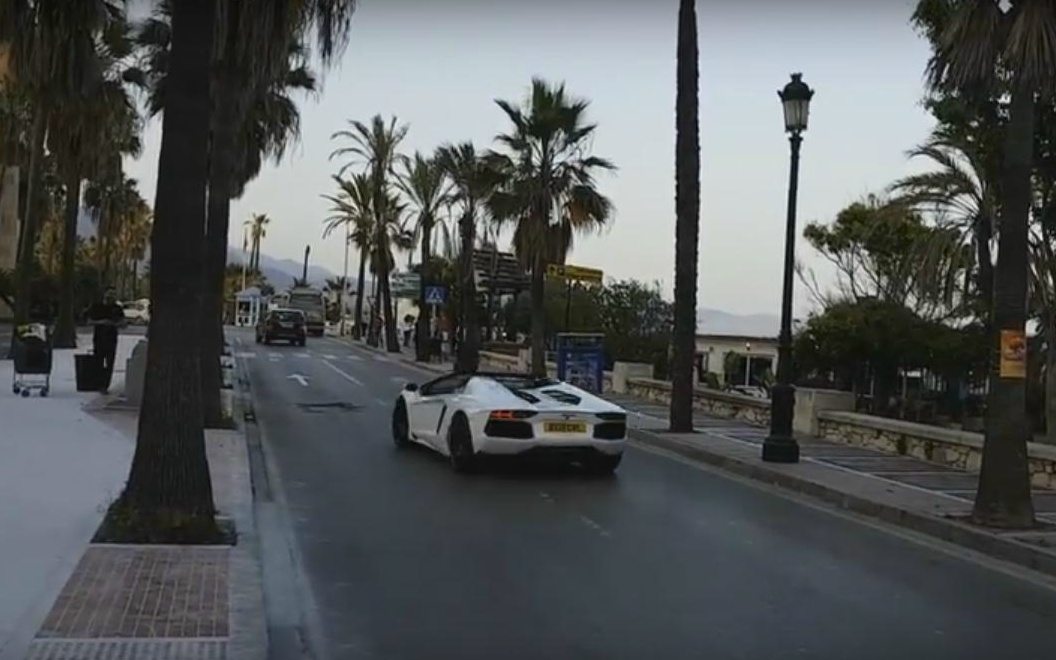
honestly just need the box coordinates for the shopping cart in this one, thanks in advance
[12,323,52,397]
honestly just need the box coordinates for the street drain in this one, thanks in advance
[297,401,362,413]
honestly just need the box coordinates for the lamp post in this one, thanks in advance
[762,72,814,464]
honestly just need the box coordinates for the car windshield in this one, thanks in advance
[489,374,557,390]
[271,311,303,322]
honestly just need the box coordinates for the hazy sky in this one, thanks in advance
[125,0,937,317]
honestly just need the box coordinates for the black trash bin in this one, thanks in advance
[75,353,105,392]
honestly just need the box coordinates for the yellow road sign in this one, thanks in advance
[546,263,603,284]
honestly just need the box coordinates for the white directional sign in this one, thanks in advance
[288,374,309,387]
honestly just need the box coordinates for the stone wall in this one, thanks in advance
[625,377,771,427]
[818,411,1056,490]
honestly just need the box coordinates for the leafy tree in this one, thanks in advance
[802,194,969,320]
[323,173,374,338]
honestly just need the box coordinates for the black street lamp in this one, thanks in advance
[762,72,814,464]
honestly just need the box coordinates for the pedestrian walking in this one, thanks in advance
[87,288,126,393]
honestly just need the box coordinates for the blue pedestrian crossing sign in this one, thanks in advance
[424,286,447,306]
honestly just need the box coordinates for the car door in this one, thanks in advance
[408,374,469,447]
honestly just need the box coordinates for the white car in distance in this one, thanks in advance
[392,371,627,474]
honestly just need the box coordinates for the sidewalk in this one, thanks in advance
[0,333,265,660]
[0,334,137,660]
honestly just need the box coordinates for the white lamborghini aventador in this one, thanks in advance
[391,371,627,474]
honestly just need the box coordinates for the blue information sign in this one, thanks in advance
[555,333,605,393]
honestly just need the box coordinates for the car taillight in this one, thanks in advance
[489,410,536,420]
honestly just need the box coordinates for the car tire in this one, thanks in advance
[392,400,411,449]
[447,415,478,474]
[298,338,306,347]
[585,453,622,476]
[263,335,271,345]
[255,334,261,344]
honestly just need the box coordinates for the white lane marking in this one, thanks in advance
[288,374,309,387]
[373,355,389,362]
[374,398,389,407]
[346,355,362,361]
[321,354,337,360]
[390,376,408,385]
[578,514,611,538]
[268,353,282,361]
[294,353,311,359]
[320,359,364,387]
[233,351,256,359]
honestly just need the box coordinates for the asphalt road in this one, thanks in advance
[236,328,1056,660]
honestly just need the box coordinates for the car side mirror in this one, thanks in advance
[404,382,419,392]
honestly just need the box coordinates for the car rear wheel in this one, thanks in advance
[447,415,477,473]
[392,400,411,449]
[585,453,622,476]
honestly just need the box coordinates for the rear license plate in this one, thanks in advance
[544,422,586,434]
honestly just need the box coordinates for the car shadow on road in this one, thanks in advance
[398,442,621,484]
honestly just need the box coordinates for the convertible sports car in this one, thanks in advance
[391,371,627,474]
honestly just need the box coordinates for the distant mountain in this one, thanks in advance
[697,308,779,338]
[227,246,341,290]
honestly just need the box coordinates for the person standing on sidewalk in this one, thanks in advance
[87,288,126,393]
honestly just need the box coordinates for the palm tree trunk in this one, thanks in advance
[110,0,220,540]
[1046,324,1056,445]
[529,257,546,376]
[54,171,82,348]
[416,221,432,360]
[457,211,480,372]
[353,248,367,339]
[380,263,399,352]
[9,110,46,356]
[973,85,1036,529]
[201,81,240,429]
[668,0,701,433]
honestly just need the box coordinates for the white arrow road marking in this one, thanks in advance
[288,374,309,387]
[320,359,364,386]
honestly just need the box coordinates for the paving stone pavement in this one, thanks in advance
[19,421,265,660]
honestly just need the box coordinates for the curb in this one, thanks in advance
[629,427,1056,579]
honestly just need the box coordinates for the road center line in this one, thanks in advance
[320,359,364,387]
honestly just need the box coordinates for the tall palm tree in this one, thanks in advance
[330,114,409,352]
[323,173,374,339]
[105,0,359,539]
[669,0,701,432]
[919,0,1056,528]
[889,129,999,318]
[48,20,143,347]
[397,150,451,360]
[108,0,220,540]
[0,0,123,356]
[488,78,616,377]
[246,213,270,271]
[437,142,500,373]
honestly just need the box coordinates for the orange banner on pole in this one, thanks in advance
[999,330,1027,379]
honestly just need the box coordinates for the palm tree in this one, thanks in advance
[397,150,451,360]
[436,142,500,373]
[889,129,999,318]
[669,0,701,432]
[0,0,124,356]
[323,173,375,340]
[104,0,359,540]
[330,114,409,352]
[246,213,270,272]
[919,0,1056,528]
[47,14,142,348]
[488,78,616,377]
